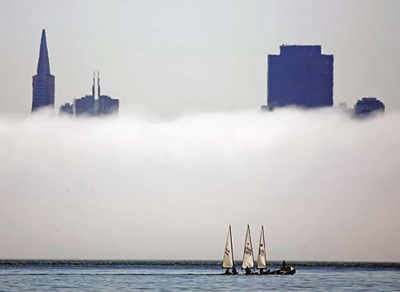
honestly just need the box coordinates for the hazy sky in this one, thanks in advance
[1,0,400,113]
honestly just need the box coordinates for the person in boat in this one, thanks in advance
[280,261,293,273]
[281,260,288,271]
[280,260,296,274]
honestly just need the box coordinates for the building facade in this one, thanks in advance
[32,29,55,112]
[60,72,119,116]
[267,45,333,109]
[59,102,74,115]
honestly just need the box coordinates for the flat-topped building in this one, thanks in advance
[267,45,333,109]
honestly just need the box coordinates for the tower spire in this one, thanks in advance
[37,29,50,75]
[32,29,55,112]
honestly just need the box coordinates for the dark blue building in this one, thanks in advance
[32,29,55,112]
[98,95,119,115]
[59,73,119,116]
[74,95,95,116]
[59,102,73,115]
[354,97,385,116]
[267,45,333,109]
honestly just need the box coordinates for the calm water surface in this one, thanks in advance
[1,261,399,291]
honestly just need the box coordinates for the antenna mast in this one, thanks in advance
[92,71,96,98]
[97,71,101,98]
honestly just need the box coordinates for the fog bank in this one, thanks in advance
[0,109,399,261]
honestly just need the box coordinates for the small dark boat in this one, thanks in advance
[269,266,296,275]
[256,226,296,276]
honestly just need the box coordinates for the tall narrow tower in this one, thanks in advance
[32,29,55,112]
[97,71,101,98]
[92,72,96,98]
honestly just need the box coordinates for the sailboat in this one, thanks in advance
[222,225,237,275]
[257,225,268,274]
[242,224,255,275]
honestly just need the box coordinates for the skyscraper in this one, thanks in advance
[32,29,55,112]
[267,45,333,109]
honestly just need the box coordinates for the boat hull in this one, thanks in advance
[222,269,296,275]
[266,267,296,275]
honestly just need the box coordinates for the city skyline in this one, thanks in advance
[26,28,390,115]
[1,0,400,114]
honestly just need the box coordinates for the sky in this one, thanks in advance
[0,1,400,262]
[0,0,400,113]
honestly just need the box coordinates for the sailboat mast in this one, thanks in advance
[242,225,246,266]
[257,225,267,270]
[230,224,235,267]
[258,226,261,269]
[249,225,254,269]
[262,225,267,266]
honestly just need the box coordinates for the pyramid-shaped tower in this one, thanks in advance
[32,29,55,112]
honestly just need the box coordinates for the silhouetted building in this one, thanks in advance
[75,95,95,116]
[98,95,119,115]
[73,72,119,116]
[32,29,55,112]
[354,97,385,116]
[267,45,333,109]
[59,102,74,115]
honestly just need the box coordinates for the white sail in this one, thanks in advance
[242,224,254,269]
[257,225,267,269]
[222,225,234,268]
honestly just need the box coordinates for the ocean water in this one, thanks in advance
[0,260,399,291]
